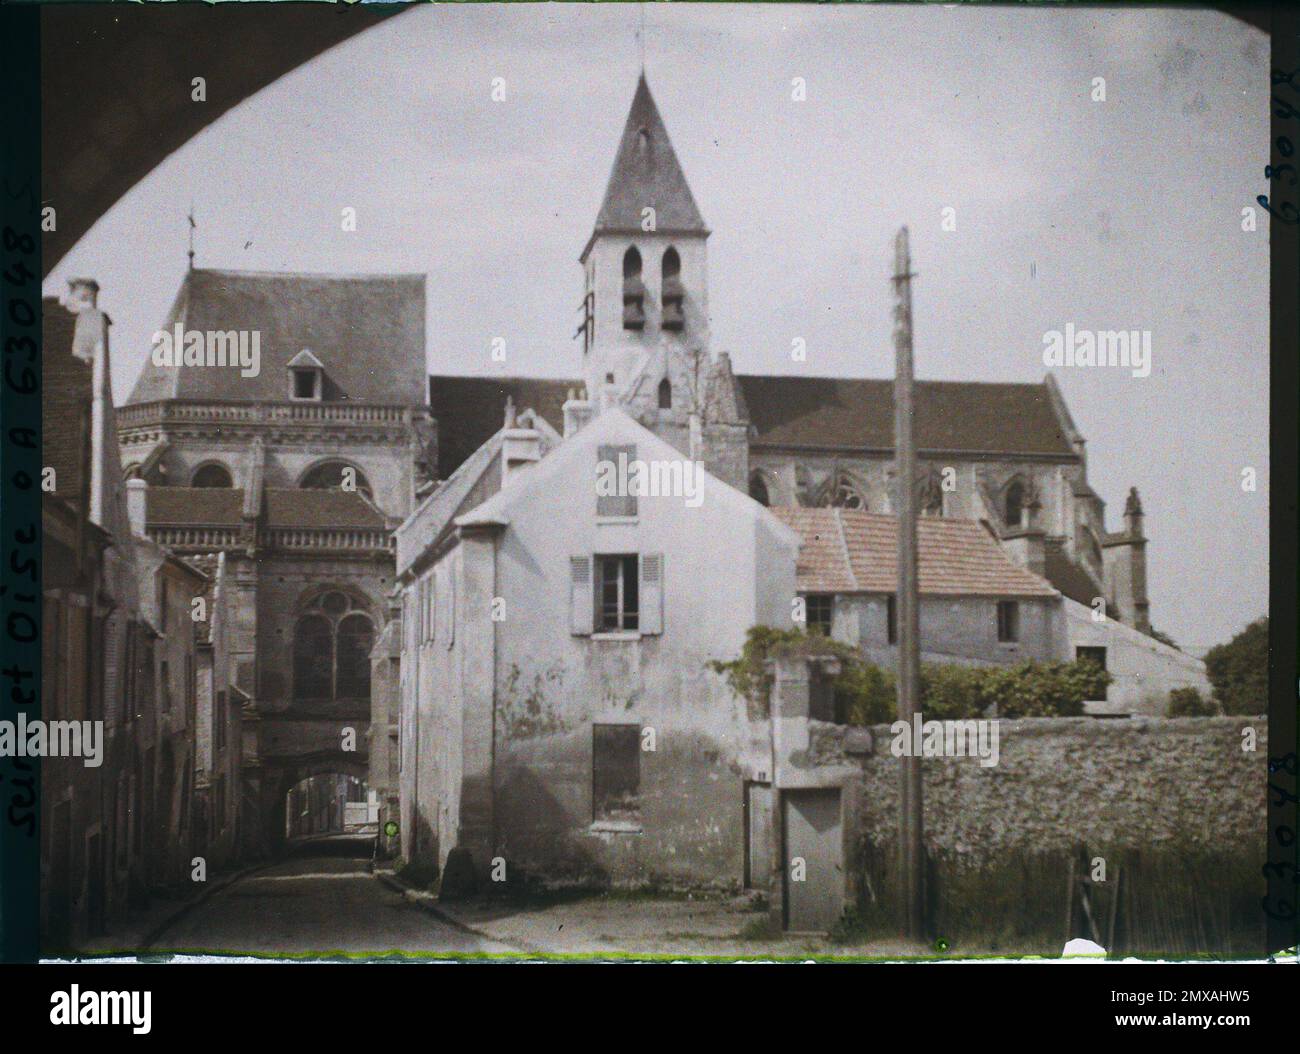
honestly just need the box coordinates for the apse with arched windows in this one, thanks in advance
[299,460,373,500]
[191,462,233,488]
[622,246,645,331]
[292,591,374,704]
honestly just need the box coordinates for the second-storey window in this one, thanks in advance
[805,594,833,636]
[596,555,639,633]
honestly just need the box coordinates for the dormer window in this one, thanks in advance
[293,370,318,399]
[287,349,324,401]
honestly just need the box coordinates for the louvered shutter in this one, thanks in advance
[596,444,638,517]
[640,554,663,635]
[570,556,594,635]
[103,613,121,726]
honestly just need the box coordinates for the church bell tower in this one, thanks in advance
[578,74,711,410]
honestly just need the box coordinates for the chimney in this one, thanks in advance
[501,398,541,485]
[65,277,99,313]
[126,478,148,537]
[562,388,594,439]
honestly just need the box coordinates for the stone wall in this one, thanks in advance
[827,716,1265,862]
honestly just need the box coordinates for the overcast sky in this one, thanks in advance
[44,3,1269,649]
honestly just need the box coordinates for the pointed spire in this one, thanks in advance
[591,74,708,238]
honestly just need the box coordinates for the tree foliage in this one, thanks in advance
[1167,686,1217,717]
[709,625,1112,724]
[1203,617,1268,716]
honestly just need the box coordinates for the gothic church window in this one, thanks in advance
[661,247,684,332]
[658,377,672,410]
[623,247,645,331]
[293,592,374,701]
[191,463,233,488]
[749,471,770,507]
[300,460,373,500]
[1004,481,1025,528]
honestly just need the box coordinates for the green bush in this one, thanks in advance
[1204,617,1267,716]
[711,626,1112,723]
[1167,686,1216,717]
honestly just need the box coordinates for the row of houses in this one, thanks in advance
[41,281,243,950]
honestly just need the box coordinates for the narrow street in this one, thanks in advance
[146,834,513,957]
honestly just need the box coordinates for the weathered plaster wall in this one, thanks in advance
[1064,598,1211,716]
[832,592,1062,666]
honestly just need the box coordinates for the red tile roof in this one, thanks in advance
[771,507,1058,598]
[737,376,1075,457]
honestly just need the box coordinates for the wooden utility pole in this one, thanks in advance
[892,226,925,940]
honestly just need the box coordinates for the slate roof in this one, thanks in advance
[142,485,386,529]
[588,74,708,247]
[146,487,244,526]
[771,507,1059,598]
[264,488,385,529]
[737,376,1076,457]
[429,375,575,480]
[1043,542,1106,609]
[127,269,427,407]
[42,298,92,510]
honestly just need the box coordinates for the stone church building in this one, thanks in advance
[115,74,1189,857]
[428,74,1151,634]
[118,271,432,853]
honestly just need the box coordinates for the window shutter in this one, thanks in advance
[104,613,121,726]
[570,556,594,635]
[640,554,663,635]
